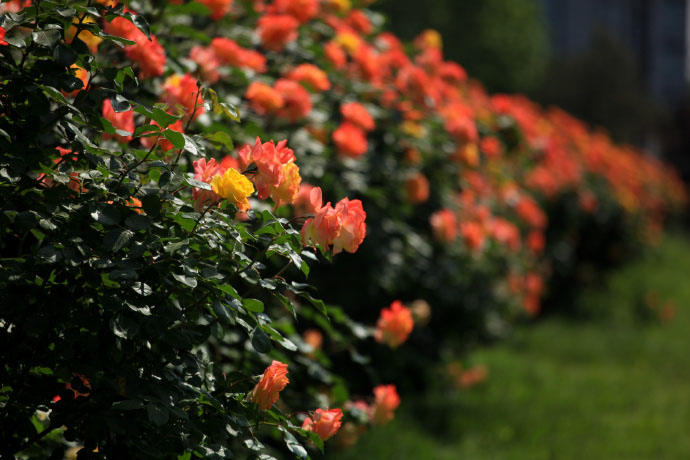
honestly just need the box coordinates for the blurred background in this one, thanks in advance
[374,0,690,183]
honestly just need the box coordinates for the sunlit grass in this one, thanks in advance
[332,235,690,460]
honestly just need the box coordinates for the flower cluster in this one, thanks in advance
[300,188,367,255]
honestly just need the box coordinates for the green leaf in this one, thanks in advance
[163,129,185,149]
[112,400,145,410]
[243,298,264,313]
[203,87,241,122]
[90,206,121,226]
[37,245,61,263]
[103,228,134,252]
[212,300,236,326]
[141,194,161,217]
[131,282,153,296]
[182,134,199,155]
[173,272,197,288]
[250,327,272,354]
[128,13,151,39]
[110,95,131,113]
[32,30,61,48]
[146,402,169,426]
[185,177,212,191]
[135,106,180,127]
[53,45,78,67]
[204,131,234,151]
[56,6,77,17]
[280,428,308,458]
[125,214,151,231]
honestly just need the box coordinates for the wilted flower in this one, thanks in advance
[302,408,343,441]
[250,361,289,411]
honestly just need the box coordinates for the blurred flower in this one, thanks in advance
[341,102,374,132]
[211,38,267,72]
[287,64,331,91]
[303,328,323,352]
[460,221,485,251]
[257,14,299,51]
[375,300,414,348]
[480,136,502,159]
[333,122,368,157]
[102,98,134,144]
[190,46,220,83]
[246,82,285,115]
[405,173,430,204]
[370,384,400,425]
[274,78,313,122]
[410,299,431,326]
[140,119,185,153]
[267,0,319,24]
[162,74,204,121]
[250,361,289,411]
[198,0,234,20]
[324,41,347,69]
[430,209,458,243]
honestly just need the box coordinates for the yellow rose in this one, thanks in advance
[210,168,254,212]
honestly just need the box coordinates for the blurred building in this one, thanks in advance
[537,0,687,107]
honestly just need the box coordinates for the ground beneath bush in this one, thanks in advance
[332,235,690,459]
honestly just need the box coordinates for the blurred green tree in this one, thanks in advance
[373,0,550,93]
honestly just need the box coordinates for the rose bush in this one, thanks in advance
[0,0,686,458]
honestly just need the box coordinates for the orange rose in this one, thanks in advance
[301,189,342,251]
[197,0,234,20]
[374,301,414,348]
[370,384,400,425]
[257,14,299,51]
[404,173,429,204]
[246,82,285,115]
[430,209,458,243]
[274,78,313,122]
[287,64,331,92]
[341,102,374,132]
[238,138,300,206]
[302,408,343,441]
[333,122,367,158]
[332,198,366,255]
[162,74,204,121]
[102,99,134,144]
[250,361,289,411]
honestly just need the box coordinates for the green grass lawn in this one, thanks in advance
[331,235,690,460]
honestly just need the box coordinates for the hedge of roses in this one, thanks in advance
[0,0,686,458]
